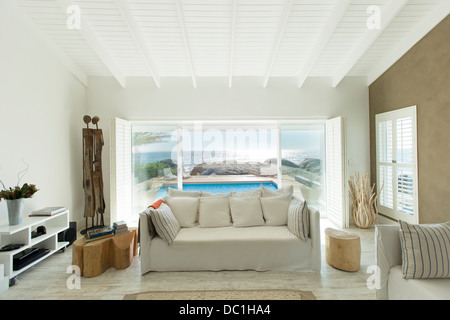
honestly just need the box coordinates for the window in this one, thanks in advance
[376,106,418,223]
[113,119,340,226]
[131,123,178,224]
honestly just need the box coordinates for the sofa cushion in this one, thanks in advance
[167,187,201,198]
[165,196,198,227]
[287,199,309,241]
[229,196,265,227]
[399,220,450,279]
[260,194,291,226]
[198,196,232,228]
[260,185,293,198]
[149,203,180,245]
[231,189,262,197]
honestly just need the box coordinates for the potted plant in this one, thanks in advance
[0,164,38,225]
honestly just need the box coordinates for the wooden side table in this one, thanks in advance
[72,228,137,278]
[325,228,361,272]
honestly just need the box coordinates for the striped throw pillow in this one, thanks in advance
[149,203,180,245]
[287,200,309,241]
[399,220,450,279]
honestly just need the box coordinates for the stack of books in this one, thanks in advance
[29,207,66,217]
[84,226,115,242]
[113,221,128,235]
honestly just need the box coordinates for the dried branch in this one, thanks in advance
[348,172,383,229]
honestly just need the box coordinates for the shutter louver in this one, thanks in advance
[325,117,347,228]
[111,118,132,224]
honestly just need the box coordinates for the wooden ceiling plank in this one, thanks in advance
[175,0,197,88]
[331,0,409,88]
[263,0,294,87]
[12,0,88,86]
[114,0,160,88]
[54,0,126,88]
[298,0,351,88]
[228,0,237,88]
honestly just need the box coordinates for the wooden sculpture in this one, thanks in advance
[82,115,105,233]
[348,172,383,229]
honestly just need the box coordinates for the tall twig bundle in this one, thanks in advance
[348,172,383,229]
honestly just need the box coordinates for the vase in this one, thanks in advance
[6,199,25,226]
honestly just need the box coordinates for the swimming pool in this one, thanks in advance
[157,182,277,198]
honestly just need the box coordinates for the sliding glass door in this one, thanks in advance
[280,123,326,211]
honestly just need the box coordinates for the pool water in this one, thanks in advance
[158,182,277,199]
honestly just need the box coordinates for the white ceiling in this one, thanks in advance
[14,0,450,88]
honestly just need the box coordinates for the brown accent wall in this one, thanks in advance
[369,15,450,224]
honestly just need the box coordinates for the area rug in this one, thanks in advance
[123,289,316,300]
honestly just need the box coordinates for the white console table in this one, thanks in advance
[0,210,69,286]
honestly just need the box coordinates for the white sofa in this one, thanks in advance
[139,188,321,274]
[375,224,450,300]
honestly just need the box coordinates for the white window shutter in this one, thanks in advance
[376,106,418,224]
[325,117,348,228]
[110,118,132,224]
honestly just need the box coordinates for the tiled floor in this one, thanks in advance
[0,219,379,300]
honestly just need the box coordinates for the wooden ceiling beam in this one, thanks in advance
[114,0,160,88]
[331,0,409,88]
[263,0,294,88]
[175,0,197,88]
[55,0,126,88]
[298,0,351,88]
[228,0,237,88]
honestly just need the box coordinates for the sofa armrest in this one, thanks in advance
[375,224,402,300]
[309,208,321,272]
[139,212,153,273]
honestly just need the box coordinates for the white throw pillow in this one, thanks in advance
[260,185,293,198]
[165,196,198,228]
[198,197,232,228]
[260,194,291,226]
[399,220,450,279]
[149,203,180,245]
[229,197,265,227]
[167,187,201,198]
[287,200,309,241]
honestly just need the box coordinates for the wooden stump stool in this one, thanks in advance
[325,228,361,272]
[72,228,138,278]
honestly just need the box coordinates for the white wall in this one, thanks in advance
[87,76,370,224]
[0,2,86,226]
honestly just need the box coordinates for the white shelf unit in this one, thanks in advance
[0,210,69,281]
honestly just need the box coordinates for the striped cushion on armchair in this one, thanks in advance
[399,220,450,279]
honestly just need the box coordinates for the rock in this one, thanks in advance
[299,158,321,174]
[160,159,176,168]
[264,158,299,168]
[190,162,273,176]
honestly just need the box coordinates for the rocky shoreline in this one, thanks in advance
[188,158,320,177]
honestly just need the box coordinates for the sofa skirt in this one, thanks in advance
[140,225,316,273]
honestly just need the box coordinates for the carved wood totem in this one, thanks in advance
[82,115,105,231]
